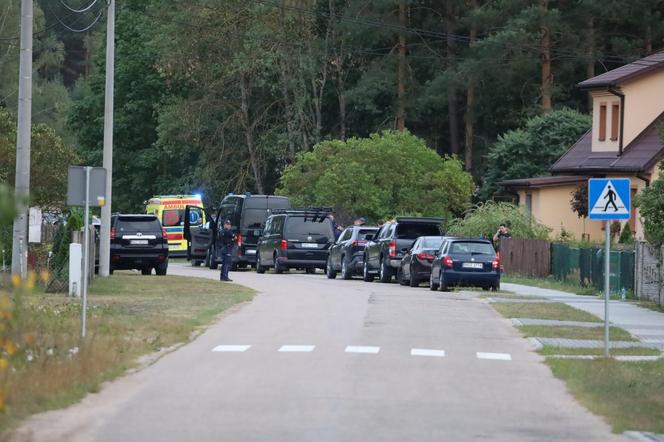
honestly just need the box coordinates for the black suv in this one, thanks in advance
[256,209,334,274]
[326,225,378,279]
[110,214,169,275]
[184,194,290,270]
[363,217,443,283]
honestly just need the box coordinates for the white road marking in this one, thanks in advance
[476,352,512,361]
[345,346,380,354]
[411,348,446,357]
[212,345,251,352]
[278,345,316,352]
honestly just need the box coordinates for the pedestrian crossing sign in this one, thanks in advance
[588,178,631,220]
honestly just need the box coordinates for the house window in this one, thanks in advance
[598,104,607,141]
[611,104,620,141]
[525,193,532,215]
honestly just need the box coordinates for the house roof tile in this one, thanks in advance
[578,50,664,89]
[551,112,664,174]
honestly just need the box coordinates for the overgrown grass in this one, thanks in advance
[547,358,664,433]
[518,325,636,341]
[502,274,597,296]
[0,273,254,435]
[538,347,661,357]
[492,302,602,322]
[635,300,664,314]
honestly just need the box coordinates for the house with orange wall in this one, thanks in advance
[502,50,664,241]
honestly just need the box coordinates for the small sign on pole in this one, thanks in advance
[67,166,107,339]
[588,178,631,358]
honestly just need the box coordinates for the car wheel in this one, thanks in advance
[256,254,266,274]
[191,260,202,267]
[397,268,407,286]
[363,258,374,282]
[109,265,114,275]
[429,272,439,291]
[326,258,337,279]
[438,274,449,292]
[274,253,284,274]
[341,256,352,280]
[141,267,151,275]
[379,256,392,283]
[155,261,168,276]
[491,282,500,292]
[208,249,218,270]
[409,266,419,288]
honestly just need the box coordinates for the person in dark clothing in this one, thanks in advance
[328,214,343,240]
[493,223,512,251]
[219,220,236,282]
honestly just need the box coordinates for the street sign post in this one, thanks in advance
[588,178,631,357]
[67,166,107,338]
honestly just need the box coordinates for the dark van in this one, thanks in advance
[184,193,290,269]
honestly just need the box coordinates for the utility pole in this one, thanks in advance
[99,0,115,277]
[11,0,33,278]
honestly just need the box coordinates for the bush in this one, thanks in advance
[618,223,634,245]
[277,130,475,222]
[447,201,551,240]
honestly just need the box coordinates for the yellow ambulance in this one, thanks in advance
[145,195,205,256]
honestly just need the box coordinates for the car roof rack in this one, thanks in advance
[271,207,333,222]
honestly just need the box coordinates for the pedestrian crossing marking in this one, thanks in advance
[212,345,251,352]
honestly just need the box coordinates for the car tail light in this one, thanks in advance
[443,255,453,268]
[492,257,501,270]
[110,227,116,240]
[280,239,288,251]
[388,241,397,257]
[236,233,243,247]
[111,255,120,261]
[416,252,435,261]
[161,227,169,240]
[158,255,166,262]
[351,240,367,247]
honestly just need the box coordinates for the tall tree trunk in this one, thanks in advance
[239,73,264,194]
[446,1,460,155]
[396,0,407,131]
[540,0,552,113]
[645,23,653,54]
[585,16,595,110]
[464,0,479,172]
[337,64,347,141]
[279,60,297,160]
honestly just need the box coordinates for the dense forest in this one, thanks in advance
[1,0,663,212]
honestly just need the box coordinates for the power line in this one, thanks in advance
[59,0,101,14]
[45,0,107,33]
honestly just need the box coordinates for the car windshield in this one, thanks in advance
[242,208,268,229]
[396,223,440,239]
[358,228,377,240]
[449,242,495,255]
[419,237,444,250]
[116,217,161,233]
[284,217,333,240]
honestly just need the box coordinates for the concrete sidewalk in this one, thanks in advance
[502,283,664,350]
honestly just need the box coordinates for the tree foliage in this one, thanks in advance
[635,160,664,248]
[447,201,551,240]
[570,181,589,219]
[481,108,591,199]
[0,109,78,209]
[277,130,474,221]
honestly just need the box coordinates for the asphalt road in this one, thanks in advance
[18,263,625,442]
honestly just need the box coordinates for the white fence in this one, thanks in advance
[635,241,664,306]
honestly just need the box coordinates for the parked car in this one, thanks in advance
[256,208,335,274]
[109,214,169,275]
[184,193,291,270]
[429,237,500,291]
[326,225,379,279]
[363,217,444,283]
[397,236,446,287]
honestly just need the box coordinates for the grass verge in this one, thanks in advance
[480,293,545,300]
[547,358,664,433]
[0,272,254,435]
[518,325,636,341]
[492,302,602,323]
[635,300,664,314]
[501,274,596,296]
[538,347,661,357]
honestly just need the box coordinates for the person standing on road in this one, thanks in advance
[493,223,512,251]
[353,217,367,226]
[219,220,236,282]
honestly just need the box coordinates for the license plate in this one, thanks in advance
[301,243,318,248]
[462,262,483,269]
[245,249,256,255]
[131,240,149,245]
[168,244,179,249]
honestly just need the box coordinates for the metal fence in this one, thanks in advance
[551,243,634,295]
